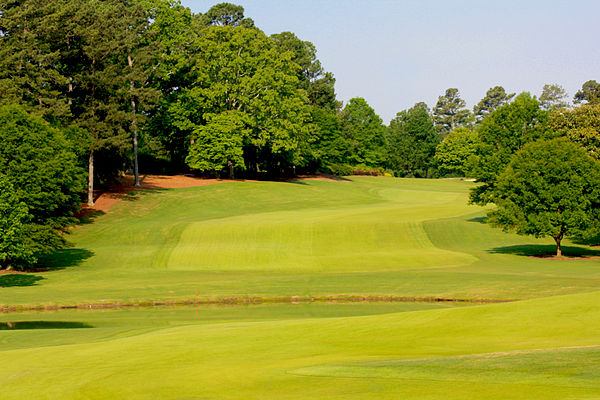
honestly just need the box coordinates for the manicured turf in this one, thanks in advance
[1,177,599,398]
[0,292,599,399]
[1,177,599,307]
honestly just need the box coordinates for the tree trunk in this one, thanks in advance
[128,55,140,188]
[131,91,140,187]
[87,150,94,207]
[554,234,563,257]
[228,161,234,179]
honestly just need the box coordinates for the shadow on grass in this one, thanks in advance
[37,248,94,272]
[0,274,44,287]
[77,210,106,225]
[489,244,600,258]
[0,321,93,330]
[119,189,165,202]
[467,216,488,224]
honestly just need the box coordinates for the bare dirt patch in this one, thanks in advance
[80,174,344,215]
[79,174,226,214]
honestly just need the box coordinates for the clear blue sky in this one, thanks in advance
[181,0,600,123]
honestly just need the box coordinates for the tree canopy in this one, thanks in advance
[488,138,600,256]
[387,102,439,177]
[469,93,550,205]
[473,86,514,121]
[340,97,387,167]
[0,105,84,269]
[433,88,471,135]
[434,127,478,176]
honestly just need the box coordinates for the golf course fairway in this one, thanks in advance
[1,177,599,398]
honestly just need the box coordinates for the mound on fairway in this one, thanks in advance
[1,177,600,308]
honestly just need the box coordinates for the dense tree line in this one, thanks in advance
[1,0,599,266]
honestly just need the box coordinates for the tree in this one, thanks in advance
[469,93,550,205]
[170,25,310,175]
[301,107,348,172]
[548,104,600,159]
[197,2,254,27]
[0,176,34,270]
[434,127,478,176]
[185,111,246,178]
[0,105,85,269]
[433,88,471,135]
[387,102,439,177]
[488,138,600,257]
[539,84,569,111]
[473,86,515,121]
[270,31,340,112]
[0,0,71,122]
[573,80,600,105]
[340,97,387,167]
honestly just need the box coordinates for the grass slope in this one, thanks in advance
[1,177,599,398]
[1,177,599,307]
[0,291,598,399]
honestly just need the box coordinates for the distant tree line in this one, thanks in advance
[1,0,600,267]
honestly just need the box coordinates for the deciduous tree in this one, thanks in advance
[387,102,438,177]
[488,138,600,257]
[434,127,478,176]
[0,105,85,269]
[469,93,550,205]
[340,97,387,167]
[548,103,600,159]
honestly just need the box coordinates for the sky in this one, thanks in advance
[181,0,600,123]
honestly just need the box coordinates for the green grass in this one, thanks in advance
[1,177,599,307]
[0,292,599,399]
[1,177,599,398]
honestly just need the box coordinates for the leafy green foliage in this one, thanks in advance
[197,2,254,28]
[0,105,84,269]
[387,102,439,177]
[573,80,600,105]
[488,138,600,256]
[340,97,387,167]
[434,127,479,176]
[549,104,600,159]
[0,176,34,270]
[185,111,246,173]
[0,0,71,122]
[170,25,310,174]
[302,107,348,172]
[469,93,550,205]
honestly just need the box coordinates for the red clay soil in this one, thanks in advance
[80,174,225,214]
[80,174,344,215]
